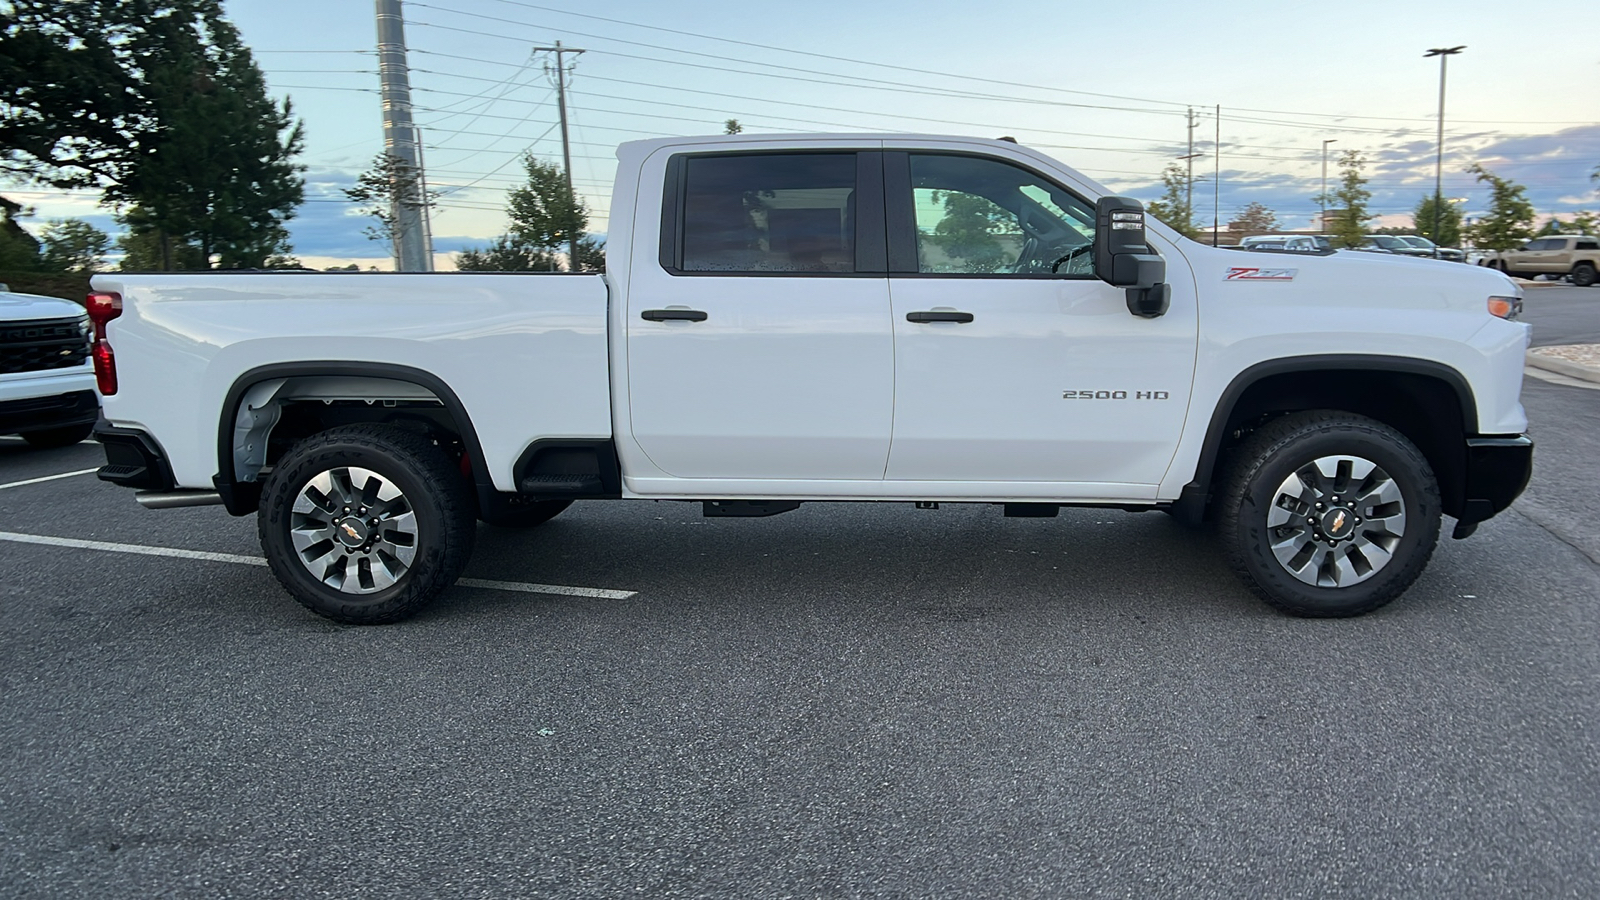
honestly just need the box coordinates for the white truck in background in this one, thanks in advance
[1,288,99,448]
[90,133,1533,623]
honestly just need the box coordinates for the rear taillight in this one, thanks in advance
[86,291,122,395]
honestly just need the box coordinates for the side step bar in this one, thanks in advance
[135,490,224,509]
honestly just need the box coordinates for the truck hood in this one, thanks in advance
[0,290,86,322]
[1189,245,1520,313]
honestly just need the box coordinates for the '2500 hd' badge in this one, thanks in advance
[1225,267,1298,281]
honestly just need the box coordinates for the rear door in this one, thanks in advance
[625,149,895,480]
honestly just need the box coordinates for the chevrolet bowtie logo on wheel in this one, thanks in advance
[342,523,361,540]
[1332,511,1347,532]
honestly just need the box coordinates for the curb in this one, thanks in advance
[1526,351,1600,385]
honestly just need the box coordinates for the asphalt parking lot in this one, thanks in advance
[3,291,1598,898]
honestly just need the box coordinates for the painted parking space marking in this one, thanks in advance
[0,468,100,491]
[0,530,637,599]
[457,577,636,600]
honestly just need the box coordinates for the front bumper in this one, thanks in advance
[0,389,99,435]
[1453,435,1533,538]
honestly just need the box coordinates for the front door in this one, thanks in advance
[882,151,1197,490]
[626,150,895,481]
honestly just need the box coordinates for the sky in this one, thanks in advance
[6,0,1599,269]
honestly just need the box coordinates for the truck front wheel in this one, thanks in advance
[1217,411,1441,617]
[258,425,475,624]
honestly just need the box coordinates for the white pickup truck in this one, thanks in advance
[90,133,1534,624]
[1,288,99,448]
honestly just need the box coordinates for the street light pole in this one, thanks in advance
[1321,139,1337,231]
[1425,45,1465,247]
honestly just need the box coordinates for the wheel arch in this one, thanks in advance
[214,361,493,516]
[1174,355,1478,525]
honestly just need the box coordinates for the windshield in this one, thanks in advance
[1311,236,1332,250]
[1399,236,1436,249]
[1370,236,1409,250]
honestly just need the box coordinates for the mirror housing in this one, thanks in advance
[1093,196,1170,318]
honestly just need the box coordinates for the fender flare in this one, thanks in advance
[212,361,493,516]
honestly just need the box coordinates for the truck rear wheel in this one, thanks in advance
[1217,411,1441,617]
[258,425,475,624]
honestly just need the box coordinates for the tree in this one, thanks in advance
[345,152,438,259]
[453,154,604,272]
[2,1,306,269]
[723,119,742,135]
[116,206,205,270]
[1146,163,1198,238]
[1413,194,1463,247]
[925,191,1008,272]
[1324,150,1372,249]
[1464,163,1535,251]
[456,234,559,272]
[1536,211,1598,238]
[38,218,109,272]
[0,195,42,269]
[1227,201,1277,235]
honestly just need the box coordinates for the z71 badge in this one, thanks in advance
[1225,267,1298,281]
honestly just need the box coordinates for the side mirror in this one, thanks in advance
[1093,196,1170,318]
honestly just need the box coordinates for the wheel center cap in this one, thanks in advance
[1321,507,1356,540]
[336,518,370,548]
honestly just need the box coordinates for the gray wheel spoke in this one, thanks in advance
[1266,453,1406,588]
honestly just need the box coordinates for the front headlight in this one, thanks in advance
[1487,296,1522,320]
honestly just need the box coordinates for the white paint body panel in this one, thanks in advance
[98,133,1530,506]
[93,273,610,490]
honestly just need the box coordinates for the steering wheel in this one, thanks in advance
[1049,243,1093,274]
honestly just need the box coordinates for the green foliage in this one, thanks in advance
[723,119,742,135]
[345,152,438,252]
[925,190,1008,272]
[38,218,109,272]
[0,196,42,269]
[454,154,604,273]
[116,209,206,270]
[1464,164,1535,252]
[1413,194,1463,247]
[1324,150,1372,249]
[1,1,305,269]
[1227,201,1276,234]
[1536,211,1598,237]
[1146,163,1198,238]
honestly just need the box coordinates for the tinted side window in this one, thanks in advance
[679,154,856,274]
[907,154,1096,276]
[1577,239,1599,251]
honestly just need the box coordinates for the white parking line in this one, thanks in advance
[0,468,100,491]
[0,530,638,600]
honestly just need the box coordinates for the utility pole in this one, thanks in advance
[374,0,432,271]
[531,41,586,269]
[1425,46,1465,246]
[1175,107,1202,237]
[1320,139,1337,232]
[1213,105,1220,246]
[1185,107,1196,222]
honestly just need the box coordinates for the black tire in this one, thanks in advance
[259,425,475,624]
[478,496,574,528]
[1571,263,1597,288]
[21,421,95,449]
[1217,411,1441,618]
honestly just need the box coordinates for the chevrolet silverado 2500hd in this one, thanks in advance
[90,133,1533,623]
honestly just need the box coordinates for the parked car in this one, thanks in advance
[1394,236,1465,262]
[1240,235,1332,252]
[1361,235,1434,258]
[90,132,1533,624]
[1,289,99,448]
[1476,235,1600,286]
